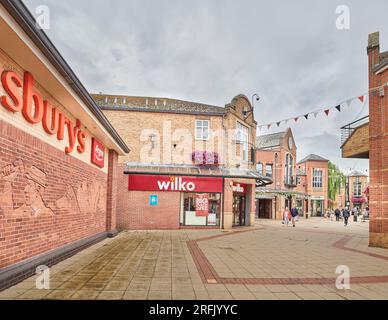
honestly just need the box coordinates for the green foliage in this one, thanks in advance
[328,161,346,208]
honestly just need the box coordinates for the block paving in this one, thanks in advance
[1,218,388,300]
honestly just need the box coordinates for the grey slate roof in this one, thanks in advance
[347,170,368,177]
[92,95,226,115]
[297,154,328,164]
[374,51,388,72]
[255,131,286,149]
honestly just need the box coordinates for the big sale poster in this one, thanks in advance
[195,194,209,216]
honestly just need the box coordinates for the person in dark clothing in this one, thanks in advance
[335,208,341,222]
[343,207,350,226]
[291,207,299,227]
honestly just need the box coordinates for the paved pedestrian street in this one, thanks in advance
[1,218,388,300]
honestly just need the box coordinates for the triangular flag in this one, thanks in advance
[314,112,319,118]
[285,119,289,124]
[324,109,330,116]
[267,124,272,129]
[371,90,377,97]
[335,105,341,112]
[304,114,309,120]
[344,99,352,108]
[358,95,364,103]
[276,122,281,127]
[294,117,299,122]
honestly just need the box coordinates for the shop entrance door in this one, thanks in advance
[233,194,246,226]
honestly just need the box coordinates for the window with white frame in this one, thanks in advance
[195,120,210,140]
[236,122,249,161]
[353,177,362,197]
[312,169,323,188]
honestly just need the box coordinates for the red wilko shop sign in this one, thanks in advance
[128,175,223,193]
[1,70,86,154]
[91,138,105,168]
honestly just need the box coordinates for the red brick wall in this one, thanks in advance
[116,168,180,229]
[0,120,108,268]
[368,37,388,247]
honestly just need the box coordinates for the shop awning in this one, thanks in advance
[255,188,310,199]
[124,162,273,187]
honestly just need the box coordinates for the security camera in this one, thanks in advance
[256,96,260,101]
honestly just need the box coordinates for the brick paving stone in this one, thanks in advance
[275,292,301,300]
[98,291,125,300]
[147,291,172,300]
[122,290,148,300]
[70,290,99,300]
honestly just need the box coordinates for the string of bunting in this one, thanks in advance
[258,82,388,131]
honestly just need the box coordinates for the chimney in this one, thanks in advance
[367,32,380,75]
[368,32,380,50]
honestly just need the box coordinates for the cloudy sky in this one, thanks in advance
[25,0,388,173]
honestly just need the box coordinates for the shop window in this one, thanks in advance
[181,193,221,226]
[195,120,210,140]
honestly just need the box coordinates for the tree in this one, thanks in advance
[328,162,346,208]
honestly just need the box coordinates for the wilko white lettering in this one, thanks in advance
[157,177,196,191]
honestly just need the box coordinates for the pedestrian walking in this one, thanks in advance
[291,207,299,227]
[335,208,340,222]
[343,207,350,226]
[283,207,290,226]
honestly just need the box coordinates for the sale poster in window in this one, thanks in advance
[195,194,209,216]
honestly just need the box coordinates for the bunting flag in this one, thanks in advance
[256,85,388,130]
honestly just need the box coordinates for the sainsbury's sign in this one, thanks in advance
[128,175,223,193]
[1,70,86,154]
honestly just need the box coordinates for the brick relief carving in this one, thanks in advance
[0,158,106,219]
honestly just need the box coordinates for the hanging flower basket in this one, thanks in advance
[191,151,220,166]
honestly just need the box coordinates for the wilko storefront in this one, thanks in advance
[128,174,223,227]
[119,164,268,230]
[0,1,128,290]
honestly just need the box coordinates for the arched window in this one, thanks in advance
[285,153,294,184]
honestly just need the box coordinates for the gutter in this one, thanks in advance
[0,0,130,153]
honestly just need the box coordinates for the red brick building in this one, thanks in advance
[255,128,308,220]
[367,32,388,248]
[0,1,129,289]
[296,154,329,217]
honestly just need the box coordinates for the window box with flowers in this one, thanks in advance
[191,151,220,166]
